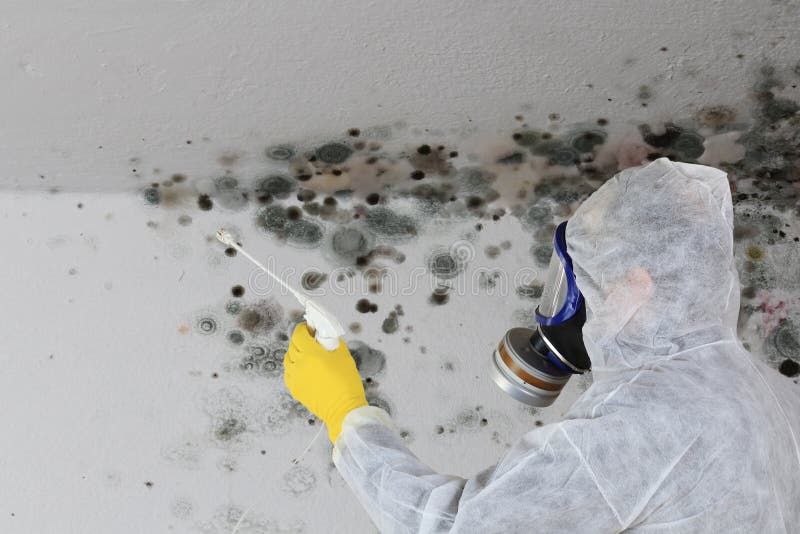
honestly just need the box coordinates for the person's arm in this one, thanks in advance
[333,407,621,534]
[284,323,619,533]
[333,407,467,533]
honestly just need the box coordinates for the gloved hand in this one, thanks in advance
[283,322,368,443]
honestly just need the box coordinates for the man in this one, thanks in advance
[284,158,800,533]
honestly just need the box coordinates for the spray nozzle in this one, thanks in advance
[215,228,344,351]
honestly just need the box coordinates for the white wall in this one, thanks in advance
[1,2,799,533]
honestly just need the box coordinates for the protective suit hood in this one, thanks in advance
[565,158,739,372]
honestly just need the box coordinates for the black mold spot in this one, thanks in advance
[297,189,316,202]
[568,129,607,153]
[348,341,386,378]
[772,319,800,359]
[512,130,544,147]
[429,286,450,305]
[761,97,799,123]
[212,176,248,210]
[214,417,246,441]
[366,193,381,205]
[406,183,454,211]
[779,359,799,377]
[427,250,463,280]
[254,174,296,200]
[143,187,160,205]
[256,205,288,233]
[171,173,187,183]
[672,131,706,159]
[455,408,483,430]
[240,345,282,376]
[197,194,213,211]
[331,226,371,260]
[458,167,495,194]
[316,143,352,164]
[532,244,553,266]
[348,128,361,137]
[641,123,682,149]
[265,144,295,161]
[496,152,525,165]
[466,196,484,209]
[227,330,245,345]
[417,144,432,155]
[301,270,327,290]
[365,208,417,239]
[231,285,245,297]
[356,298,378,313]
[410,170,426,180]
[224,247,237,257]
[197,317,217,335]
[531,140,579,166]
[285,219,324,246]
[485,245,501,259]
[237,299,283,334]
[381,312,399,334]
[286,206,302,220]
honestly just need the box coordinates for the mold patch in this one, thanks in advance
[265,144,296,161]
[259,392,312,435]
[239,344,284,377]
[196,316,218,335]
[236,298,284,335]
[316,142,353,164]
[365,207,417,239]
[282,465,317,497]
[348,340,386,378]
[254,174,297,200]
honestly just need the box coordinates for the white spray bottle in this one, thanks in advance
[215,229,345,350]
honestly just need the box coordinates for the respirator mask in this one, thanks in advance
[491,221,591,406]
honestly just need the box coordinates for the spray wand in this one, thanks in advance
[215,229,345,350]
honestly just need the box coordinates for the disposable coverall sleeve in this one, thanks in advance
[332,406,620,534]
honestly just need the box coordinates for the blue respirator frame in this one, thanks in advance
[534,221,584,327]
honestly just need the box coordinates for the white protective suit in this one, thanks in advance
[332,158,800,533]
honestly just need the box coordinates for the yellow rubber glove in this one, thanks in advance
[283,323,368,443]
